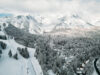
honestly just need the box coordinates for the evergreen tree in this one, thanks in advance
[0,50,2,54]
[0,41,7,49]
[13,53,18,60]
[8,50,12,57]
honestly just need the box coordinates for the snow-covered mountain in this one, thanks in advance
[0,14,100,75]
[0,15,42,34]
[0,13,99,34]
[0,24,43,75]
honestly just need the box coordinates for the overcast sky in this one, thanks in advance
[0,0,99,17]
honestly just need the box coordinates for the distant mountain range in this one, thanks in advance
[0,14,99,34]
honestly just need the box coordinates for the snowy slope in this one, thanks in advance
[0,25,43,75]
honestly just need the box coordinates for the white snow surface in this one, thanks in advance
[48,70,56,75]
[0,13,99,34]
[0,28,43,75]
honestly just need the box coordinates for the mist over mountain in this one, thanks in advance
[0,12,99,34]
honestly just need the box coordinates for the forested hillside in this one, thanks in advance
[5,24,100,75]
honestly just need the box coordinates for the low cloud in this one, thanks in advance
[0,0,99,19]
